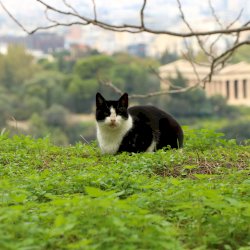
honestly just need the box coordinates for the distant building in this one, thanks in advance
[0,35,25,54]
[147,35,184,58]
[0,32,65,54]
[67,43,92,60]
[26,32,65,53]
[210,62,250,106]
[127,43,147,57]
[65,26,83,46]
[0,35,25,46]
[159,59,250,106]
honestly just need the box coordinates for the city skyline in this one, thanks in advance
[0,0,249,57]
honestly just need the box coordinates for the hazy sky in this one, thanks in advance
[0,0,249,34]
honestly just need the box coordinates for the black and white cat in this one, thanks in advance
[95,92,183,154]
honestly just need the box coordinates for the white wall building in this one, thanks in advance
[159,60,250,106]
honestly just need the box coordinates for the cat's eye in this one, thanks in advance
[118,107,126,113]
[103,110,110,116]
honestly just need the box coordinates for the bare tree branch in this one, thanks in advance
[0,1,30,33]
[182,44,203,87]
[140,0,147,28]
[100,80,200,99]
[209,7,244,55]
[1,0,250,36]
[91,0,97,21]
[1,0,250,96]
[62,0,80,15]
[99,80,124,96]
[208,0,223,29]
[149,66,184,90]
[209,40,250,82]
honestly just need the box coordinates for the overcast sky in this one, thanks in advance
[0,0,249,34]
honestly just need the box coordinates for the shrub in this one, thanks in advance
[0,129,249,249]
[220,119,250,145]
[43,104,69,127]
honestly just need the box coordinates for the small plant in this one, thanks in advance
[0,129,249,249]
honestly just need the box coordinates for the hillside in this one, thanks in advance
[0,128,249,250]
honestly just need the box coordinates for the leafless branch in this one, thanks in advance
[91,0,97,21]
[100,80,200,99]
[62,0,79,15]
[1,0,250,36]
[149,66,183,90]
[140,0,147,28]
[99,80,124,96]
[208,0,223,29]
[80,135,90,144]
[177,0,212,61]
[1,0,250,96]
[182,44,203,87]
[209,40,250,82]
[0,1,30,33]
[209,7,244,55]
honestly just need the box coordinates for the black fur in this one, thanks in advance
[96,92,183,153]
[118,105,183,152]
[96,92,129,121]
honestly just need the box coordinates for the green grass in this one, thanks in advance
[0,128,249,250]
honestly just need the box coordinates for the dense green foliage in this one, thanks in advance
[230,45,250,63]
[1,45,250,145]
[0,45,161,144]
[0,129,249,249]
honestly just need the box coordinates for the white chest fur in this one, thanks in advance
[96,115,133,154]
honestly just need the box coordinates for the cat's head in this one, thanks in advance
[96,92,129,129]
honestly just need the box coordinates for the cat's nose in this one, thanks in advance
[110,119,116,124]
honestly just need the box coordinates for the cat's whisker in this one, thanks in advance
[95,92,183,154]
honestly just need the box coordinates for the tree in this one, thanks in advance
[66,55,114,113]
[0,54,5,83]
[24,71,68,109]
[52,50,75,73]
[230,45,250,63]
[161,71,212,117]
[220,120,250,145]
[160,50,178,65]
[68,77,98,113]
[43,104,69,127]
[0,45,40,90]
[1,0,250,97]
[74,55,114,80]
[0,86,10,127]
[29,113,69,145]
[111,54,160,96]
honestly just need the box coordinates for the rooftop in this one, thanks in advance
[159,60,250,77]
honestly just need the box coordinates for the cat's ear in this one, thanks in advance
[119,93,129,108]
[96,92,106,108]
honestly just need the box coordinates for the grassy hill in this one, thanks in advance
[0,128,249,250]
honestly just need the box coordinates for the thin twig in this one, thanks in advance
[1,0,250,95]
[100,80,202,99]
[208,0,223,29]
[80,135,90,144]
[0,0,30,33]
[182,44,202,86]
[149,66,183,90]
[208,40,250,82]
[1,0,249,37]
[176,0,211,59]
[91,0,97,21]
[99,80,124,95]
[209,8,244,55]
[140,0,147,27]
[62,0,79,15]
